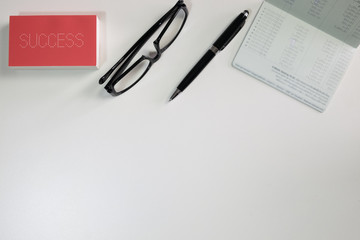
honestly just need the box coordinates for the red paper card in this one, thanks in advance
[9,15,98,68]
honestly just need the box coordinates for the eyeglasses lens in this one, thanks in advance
[159,8,187,50]
[113,59,151,93]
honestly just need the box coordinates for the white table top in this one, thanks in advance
[1,0,359,239]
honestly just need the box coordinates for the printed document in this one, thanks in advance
[233,0,360,112]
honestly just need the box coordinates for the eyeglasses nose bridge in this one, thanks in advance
[150,40,162,61]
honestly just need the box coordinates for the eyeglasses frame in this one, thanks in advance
[99,0,188,96]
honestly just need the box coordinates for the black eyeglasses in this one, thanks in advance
[99,0,188,96]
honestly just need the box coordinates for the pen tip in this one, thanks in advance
[169,89,181,101]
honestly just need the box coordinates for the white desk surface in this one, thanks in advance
[1,0,359,239]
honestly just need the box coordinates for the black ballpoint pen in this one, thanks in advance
[169,10,249,101]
